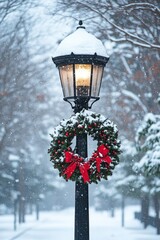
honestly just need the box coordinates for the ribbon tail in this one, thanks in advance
[97,144,109,156]
[64,162,77,179]
[96,157,102,173]
[79,163,90,183]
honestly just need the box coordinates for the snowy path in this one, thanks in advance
[0,206,159,240]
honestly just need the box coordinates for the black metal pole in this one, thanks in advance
[74,101,89,240]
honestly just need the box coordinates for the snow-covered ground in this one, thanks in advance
[0,206,159,240]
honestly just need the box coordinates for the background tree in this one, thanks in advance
[134,102,160,233]
[0,0,70,216]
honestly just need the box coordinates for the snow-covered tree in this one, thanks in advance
[94,138,139,226]
[135,113,160,176]
[0,0,70,214]
[134,103,160,232]
[115,138,138,198]
[94,181,121,216]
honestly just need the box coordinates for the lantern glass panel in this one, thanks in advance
[59,65,74,98]
[75,64,91,96]
[91,65,103,97]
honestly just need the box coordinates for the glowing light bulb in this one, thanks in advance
[75,64,91,96]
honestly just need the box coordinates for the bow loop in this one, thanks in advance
[65,151,74,163]
[92,144,112,172]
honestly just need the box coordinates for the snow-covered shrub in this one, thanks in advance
[135,113,160,176]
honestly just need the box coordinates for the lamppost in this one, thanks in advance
[52,21,109,240]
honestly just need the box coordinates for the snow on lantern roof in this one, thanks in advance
[54,23,108,58]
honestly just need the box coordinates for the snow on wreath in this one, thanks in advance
[48,110,121,184]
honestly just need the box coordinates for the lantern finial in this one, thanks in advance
[77,20,85,29]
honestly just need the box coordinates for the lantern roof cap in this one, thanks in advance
[53,23,108,58]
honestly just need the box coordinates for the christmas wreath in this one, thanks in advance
[48,109,121,184]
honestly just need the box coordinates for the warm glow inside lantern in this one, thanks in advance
[75,64,91,96]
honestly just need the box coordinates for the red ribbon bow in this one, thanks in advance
[64,151,90,183]
[92,144,112,172]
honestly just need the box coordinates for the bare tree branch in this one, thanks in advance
[75,0,160,49]
[120,3,160,16]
